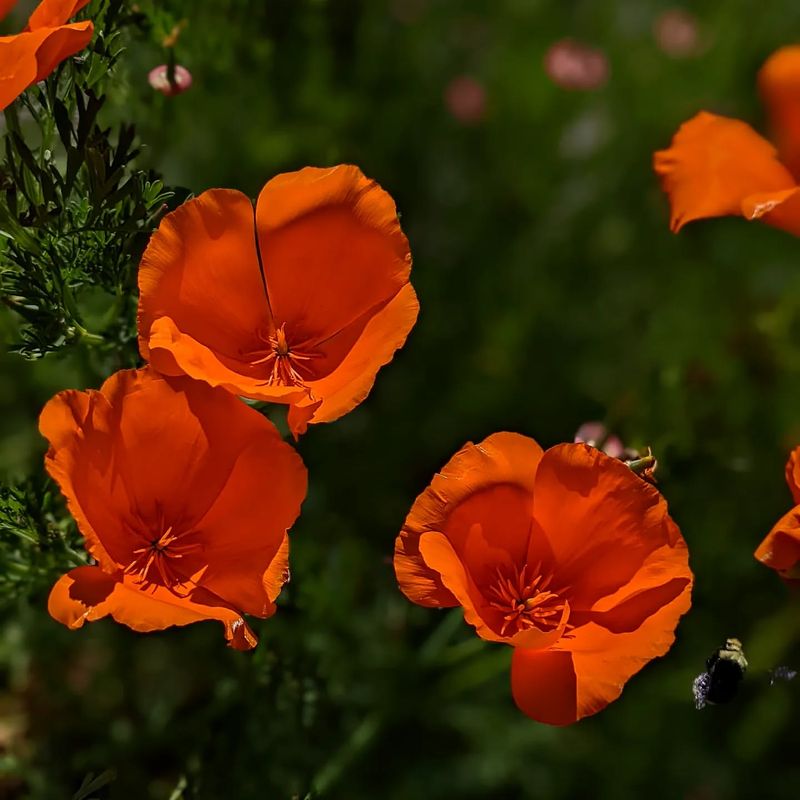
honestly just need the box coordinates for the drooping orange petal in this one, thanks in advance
[138,189,271,370]
[653,111,800,233]
[759,46,800,181]
[512,572,691,725]
[26,0,89,30]
[48,566,258,650]
[755,506,800,580]
[395,432,544,608]
[530,443,673,609]
[255,165,412,350]
[785,446,800,505]
[31,20,92,83]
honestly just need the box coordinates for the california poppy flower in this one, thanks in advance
[394,433,692,725]
[43,368,307,650]
[755,446,800,582]
[0,0,93,111]
[654,47,800,236]
[137,165,418,437]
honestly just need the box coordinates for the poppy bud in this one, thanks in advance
[148,64,192,96]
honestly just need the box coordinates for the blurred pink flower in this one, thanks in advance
[574,421,625,458]
[654,9,700,58]
[444,75,487,125]
[544,39,609,91]
[148,64,192,96]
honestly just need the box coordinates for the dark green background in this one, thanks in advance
[2,1,800,798]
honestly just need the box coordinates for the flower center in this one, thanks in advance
[124,524,200,589]
[248,324,319,387]
[486,563,568,637]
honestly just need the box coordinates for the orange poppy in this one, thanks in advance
[137,165,419,437]
[654,46,800,236]
[394,433,693,725]
[0,0,93,111]
[755,445,800,582]
[43,368,307,650]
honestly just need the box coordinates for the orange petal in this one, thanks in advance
[138,189,271,370]
[39,386,129,573]
[582,528,692,630]
[189,424,306,617]
[755,506,800,580]
[31,20,92,83]
[0,30,48,111]
[530,444,673,609]
[759,46,800,180]
[395,432,543,608]
[48,566,258,650]
[145,316,307,404]
[512,573,691,725]
[785,446,800,505]
[511,649,577,726]
[26,0,90,29]
[417,532,565,649]
[255,165,412,350]
[264,534,290,603]
[740,185,800,236]
[653,111,797,232]
[289,283,419,433]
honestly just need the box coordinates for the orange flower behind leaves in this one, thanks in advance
[43,368,307,650]
[394,433,692,725]
[755,446,800,582]
[137,165,419,437]
[0,0,93,110]
[654,46,800,237]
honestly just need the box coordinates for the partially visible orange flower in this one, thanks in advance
[394,433,692,725]
[43,368,307,650]
[755,446,800,582]
[654,46,800,236]
[137,165,418,437]
[0,0,93,110]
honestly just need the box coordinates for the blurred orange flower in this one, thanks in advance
[0,0,93,110]
[44,368,307,650]
[138,165,418,437]
[394,433,692,725]
[654,46,800,236]
[755,446,800,581]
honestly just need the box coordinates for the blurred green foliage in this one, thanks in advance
[2,0,800,798]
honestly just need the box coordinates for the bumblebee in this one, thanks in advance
[692,638,748,709]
